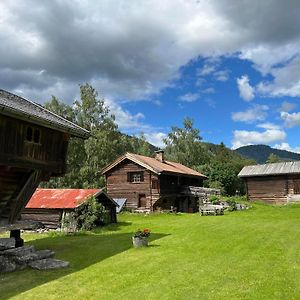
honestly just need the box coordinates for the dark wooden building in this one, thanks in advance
[238,161,300,204]
[0,89,89,231]
[21,189,118,229]
[102,151,207,212]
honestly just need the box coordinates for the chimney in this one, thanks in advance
[155,150,165,163]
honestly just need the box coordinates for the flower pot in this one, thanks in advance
[132,236,148,247]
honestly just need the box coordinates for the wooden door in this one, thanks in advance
[293,179,300,194]
[138,194,147,208]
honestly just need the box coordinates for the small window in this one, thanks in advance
[127,172,144,183]
[26,126,33,141]
[33,129,41,143]
[25,126,41,144]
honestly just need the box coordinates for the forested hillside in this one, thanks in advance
[41,84,253,195]
[235,145,300,164]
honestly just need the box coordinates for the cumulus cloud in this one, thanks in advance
[143,132,167,148]
[273,142,300,154]
[280,111,300,128]
[231,105,268,123]
[179,93,200,102]
[257,122,280,130]
[237,75,255,101]
[279,101,297,112]
[232,128,286,149]
[257,56,300,97]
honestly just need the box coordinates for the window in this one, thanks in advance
[25,126,41,144]
[127,172,144,183]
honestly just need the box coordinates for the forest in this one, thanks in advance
[41,84,254,195]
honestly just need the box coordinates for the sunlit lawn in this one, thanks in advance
[0,202,299,300]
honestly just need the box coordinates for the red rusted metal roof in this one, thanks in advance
[26,188,101,209]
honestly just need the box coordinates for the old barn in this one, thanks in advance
[21,189,118,229]
[239,161,300,204]
[102,150,207,212]
[0,89,89,243]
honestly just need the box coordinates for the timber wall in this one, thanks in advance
[245,175,300,204]
[106,159,153,209]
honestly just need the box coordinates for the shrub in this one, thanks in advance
[74,196,108,231]
[209,195,221,205]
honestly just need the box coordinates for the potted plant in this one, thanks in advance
[132,229,151,247]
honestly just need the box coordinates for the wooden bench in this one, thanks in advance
[200,205,224,216]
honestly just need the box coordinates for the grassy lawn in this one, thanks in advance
[0,202,299,300]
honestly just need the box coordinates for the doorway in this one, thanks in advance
[138,194,147,208]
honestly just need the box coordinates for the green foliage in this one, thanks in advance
[163,118,209,168]
[209,195,220,205]
[73,196,107,231]
[266,153,281,163]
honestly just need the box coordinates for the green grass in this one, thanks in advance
[0,202,299,300]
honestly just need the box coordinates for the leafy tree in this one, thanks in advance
[163,118,209,168]
[266,153,281,163]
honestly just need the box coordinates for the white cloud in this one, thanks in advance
[237,75,255,101]
[143,132,167,148]
[231,105,268,123]
[257,122,280,130]
[179,93,200,102]
[256,56,300,98]
[202,87,215,94]
[214,70,229,82]
[232,128,286,149]
[279,101,296,112]
[280,111,300,128]
[197,64,217,76]
[273,142,300,154]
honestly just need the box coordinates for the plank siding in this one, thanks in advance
[21,208,62,229]
[106,159,152,209]
[246,176,288,204]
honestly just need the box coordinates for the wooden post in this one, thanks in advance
[10,229,24,247]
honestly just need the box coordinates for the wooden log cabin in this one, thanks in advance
[102,150,207,212]
[238,161,300,204]
[0,89,89,240]
[21,189,118,229]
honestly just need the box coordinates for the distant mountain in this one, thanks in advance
[235,145,300,164]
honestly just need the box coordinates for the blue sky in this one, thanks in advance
[1,1,300,151]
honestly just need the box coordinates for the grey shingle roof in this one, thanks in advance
[0,89,89,138]
[238,161,300,177]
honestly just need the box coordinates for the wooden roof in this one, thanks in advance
[26,188,118,209]
[0,89,90,138]
[102,152,207,178]
[238,161,300,178]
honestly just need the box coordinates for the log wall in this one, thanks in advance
[106,159,152,209]
[245,175,300,204]
[21,208,62,229]
[0,114,69,174]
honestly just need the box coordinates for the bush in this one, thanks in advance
[209,195,220,205]
[61,196,108,231]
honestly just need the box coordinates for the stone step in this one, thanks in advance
[28,258,69,270]
[12,249,55,264]
[0,238,15,251]
[1,245,35,257]
[0,256,16,273]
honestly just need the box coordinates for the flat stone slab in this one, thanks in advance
[0,256,16,273]
[13,249,55,264]
[28,258,69,270]
[0,238,15,251]
[2,245,35,257]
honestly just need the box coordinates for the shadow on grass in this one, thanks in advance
[0,231,168,299]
